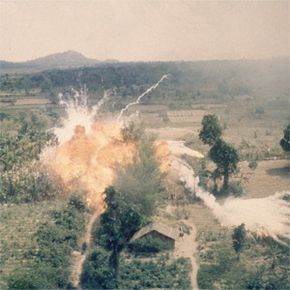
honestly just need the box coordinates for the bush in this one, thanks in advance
[248,160,258,170]
[7,200,86,289]
[7,265,56,290]
[0,166,60,203]
[119,256,192,290]
[218,181,243,197]
[68,192,87,212]
[81,247,116,289]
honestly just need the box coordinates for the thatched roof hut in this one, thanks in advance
[130,222,178,250]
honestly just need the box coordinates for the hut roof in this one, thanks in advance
[130,222,178,242]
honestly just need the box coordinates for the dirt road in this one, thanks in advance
[70,212,100,288]
[165,204,199,290]
[173,219,199,290]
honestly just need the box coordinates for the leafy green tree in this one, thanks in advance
[199,114,222,146]
[97,187,144,284]
[232,223,246,260]
[209,139,240,189]
[280,124,290,152]
[115,136,165,216]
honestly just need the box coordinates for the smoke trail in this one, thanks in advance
[166,141,290,244]
[117,74,169,121]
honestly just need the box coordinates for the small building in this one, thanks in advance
[129,222,178,251]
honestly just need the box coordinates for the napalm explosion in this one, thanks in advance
[41,75,290,244]
[42,76,169,212]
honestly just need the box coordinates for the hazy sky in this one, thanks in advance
[0,0,289,62]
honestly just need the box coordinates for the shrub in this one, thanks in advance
[218,181,243,197]
[81,247,116,289]
[7,200,86,289]
[248,160,258,170]
[7,265,56,290]
[68,192,87,212]
[0,166,60,203]
[119,256,191,290]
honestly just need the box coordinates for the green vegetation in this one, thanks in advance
[0,165,60,203]
[81,131,191,289]
[6,195,87,289]
[0,112,54,171]
[96,187,144,283]
[87,132,166,286]
[115,134,165,217]
[82,250,192,290]
[199,114,222,145]
[129,235,171,254]
[0,201,64,288]
[248,160,258,170]
[199,114,240,191]
[209,139,240,189]
[232,223,247,260]
[0,58,289,289]
[197,231,290,290]
[1,58,288,110]
[119,256,192,290]
[81,247,115,289]
[0,111,59,203]
[280,124,290,152]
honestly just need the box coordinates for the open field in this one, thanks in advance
[241,159,290,198]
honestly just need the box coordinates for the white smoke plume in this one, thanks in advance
[55,88,111,144]
[117,74,168,121]
[167,142,290,245]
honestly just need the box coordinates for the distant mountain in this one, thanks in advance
[0,51,106,74]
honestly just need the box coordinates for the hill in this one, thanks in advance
[0,51,101,74]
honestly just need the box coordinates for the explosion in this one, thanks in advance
[41,77,289,245]
[43,76,168,212]
[47,121,136,211]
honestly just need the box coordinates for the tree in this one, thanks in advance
[209,139,240,189]
[91,134,164,287]
[232,223,246,260]
[115,135,164,217]
[280,125,290,152]
[199,114,222,146]
[97,187,144,284]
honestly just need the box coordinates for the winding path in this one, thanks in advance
[70,212,100,288]
[165,205,199,290]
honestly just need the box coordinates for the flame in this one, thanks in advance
[154,141,170,173]
[47,120,136,211]
[42,79,170,213]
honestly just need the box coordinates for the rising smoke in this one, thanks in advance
[168,147,290,244]
[42,77,289,244]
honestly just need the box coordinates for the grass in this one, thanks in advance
[0,200,65,288]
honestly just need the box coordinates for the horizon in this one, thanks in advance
[1,49,289,64]
[0,1,289,62]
